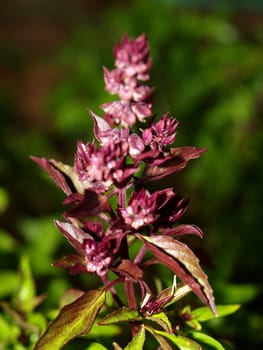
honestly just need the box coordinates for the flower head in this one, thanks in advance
[142,113,178,151]
[102,34,153,127]
[119,188,157,230]
[83,238,113,276]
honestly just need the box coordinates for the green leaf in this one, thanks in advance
[191,304,240,322]
[86,342,109,350]
[34,289,106,350]
[190,331,225,350]
[124,325,145,350]
[0,271,18,298]
[146,312,172,333]
[137,235,216,315]
[98,307,142,325]
[13,255,36,313]
[145,326,201,350]
[148,331,173,350]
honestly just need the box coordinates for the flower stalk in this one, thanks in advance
[32,33,219,349]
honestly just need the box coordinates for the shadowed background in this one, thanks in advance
[0,0,263,348]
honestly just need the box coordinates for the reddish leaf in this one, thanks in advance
[142,147,206,182]
[161,225,204,238]
[137,235,216,315]
[34,289,106,350]
[64,189,110,218]
[31,157,73,195]
[114,259,143,280]
[54,221,92,253]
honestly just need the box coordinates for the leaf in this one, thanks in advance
[0,271,18,298]
[190,332,225,350]
[54,221,92,253]
[115,259,143,280]
[34,289,106,350]
[124,325,145,350]
[13,255,37,313]
[86,342,109,350]
[191,304,240,322]
[146,312,172,333]
[31,157,74,195]
[162,225,204,238]
[145,325,201,350]
[148,331,173,350]
[53,255,87,275]
[165,283,192,307]
[98,307,142,325]
[142,147,206,182]
[137,235,216,315]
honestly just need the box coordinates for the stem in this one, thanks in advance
[100,275,124,307]
[134,244,147,265]
[125,279,137,310]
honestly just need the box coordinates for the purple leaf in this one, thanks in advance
[55,221,92,253]
[161,225,204,238]
[64,190,110,218]
[142,147,206,182]
[114,259,143,281]
[34,289,106,350]
[31,157,73,195]
[137,235,216,315]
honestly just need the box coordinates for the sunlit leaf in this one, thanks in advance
[145,325,201,350]
[190,331,225,350]
[146,312,172,333]
[124,324,145,350]
[98,307,142,325]
[191,304,240,322]
[86,342,109,350]
[157,283,192,309]
[137,235,216,314]
[148,331,173,350]
[34,289,106,350]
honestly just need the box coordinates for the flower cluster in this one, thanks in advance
[102,34,153,126]
[32,34,215,314]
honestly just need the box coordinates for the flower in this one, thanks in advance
[74,139,137,192]
[119,188,158,230]
[83,238,112,276]
[142,113,178,151]
[101,34,153,126]
[114,34,151,80]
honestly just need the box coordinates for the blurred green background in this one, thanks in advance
[0,0,263,349]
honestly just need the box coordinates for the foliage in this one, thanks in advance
[1,1,262,348]
[28,33,238,349]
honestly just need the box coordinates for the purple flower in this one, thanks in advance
[74,139,137,191]
[102,34,153,127]
[83,238,112,276]
[119,188,157,230]
[142,113,178,151]
[114,34,151,80]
